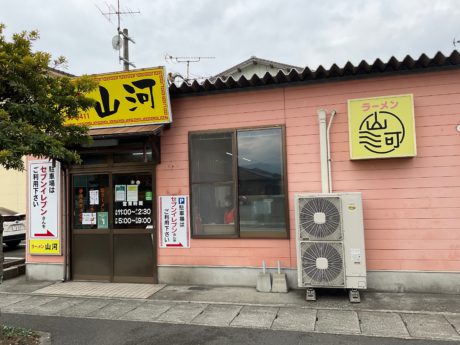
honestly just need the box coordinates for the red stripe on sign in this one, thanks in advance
[166,243,183,247]
[35,230,54,237]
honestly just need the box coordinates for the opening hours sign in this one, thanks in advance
[28,160,61,255]
[348,94,417,160]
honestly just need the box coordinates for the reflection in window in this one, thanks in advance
[190,127,287,238]
[190,132,236,236]
[78,139,156,165]
[113,145,153,163]
[238,128,286,237]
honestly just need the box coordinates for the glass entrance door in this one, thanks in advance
[71,171,155,283]
[72,174,111,281]
[112,173,154,283]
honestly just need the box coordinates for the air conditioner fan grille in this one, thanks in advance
[298,197,341,240]
[301,241,344,287]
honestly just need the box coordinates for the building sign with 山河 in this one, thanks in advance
[28,160,61,255]
[66,66,172,129]
[348,94,416,160]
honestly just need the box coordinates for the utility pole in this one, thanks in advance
[120,28,135,71]
[98,0,139,70]
[454,38,460,48]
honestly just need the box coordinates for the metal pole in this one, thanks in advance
[317,109,329,193]
[63,167,70,281]
[326,110,337,193]
[123,28,129,71]
[0,216,4,283]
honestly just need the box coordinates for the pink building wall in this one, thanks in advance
[157,69,460,273]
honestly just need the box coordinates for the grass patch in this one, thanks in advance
[0,325,40,345]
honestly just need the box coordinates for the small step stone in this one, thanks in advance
[3,264,26,280]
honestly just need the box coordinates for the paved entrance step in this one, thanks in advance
[3,258,25,280]
[33,281,166,299]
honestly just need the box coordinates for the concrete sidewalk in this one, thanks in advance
[1,277,459,342]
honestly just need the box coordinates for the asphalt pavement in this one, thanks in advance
[0,277,459,344]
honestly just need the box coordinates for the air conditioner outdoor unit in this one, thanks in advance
[295,192,367,302]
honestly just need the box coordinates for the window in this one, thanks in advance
[73,174,110,230]
[112,173,153,229]
[72,172,153,230]
[77,136,159,166]
[190,127,288,238]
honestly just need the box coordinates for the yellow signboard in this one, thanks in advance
[348,94,416,160]
[29,240,60,255]
[67,67,172,129]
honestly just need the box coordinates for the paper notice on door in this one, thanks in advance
[97,212,108,229]
[115,185,126,202]
[127,185,138,202]
[82,213,97,225]
[89,190,99,205]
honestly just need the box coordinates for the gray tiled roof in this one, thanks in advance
[169,51,460,96]
[212,56,302,79]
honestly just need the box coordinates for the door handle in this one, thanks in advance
[146,225,154,246]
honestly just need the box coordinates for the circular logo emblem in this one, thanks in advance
[358,111,405,154]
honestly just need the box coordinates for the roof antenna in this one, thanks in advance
[97,0,140,70]
[165,54,215,81]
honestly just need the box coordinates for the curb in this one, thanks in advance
[36,331,51,345]
[3,290,460,317]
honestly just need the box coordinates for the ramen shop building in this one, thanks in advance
[26,52,460,293]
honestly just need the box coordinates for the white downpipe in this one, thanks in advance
[326,110,337,193]
[317,109,329,193]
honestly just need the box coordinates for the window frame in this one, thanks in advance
[189,125,289,239]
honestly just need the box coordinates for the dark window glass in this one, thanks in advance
[190,132,233,183]
[112,173,153,229]
[190,127,287,238]
[80,153,108,165]
[113,145,153,163]
[79,139,156,165]
[238,128,286,237]
[190,132,236,236]
[192,183,236,236]
[72,174,110,229]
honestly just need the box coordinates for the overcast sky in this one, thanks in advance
[2,0,459,79]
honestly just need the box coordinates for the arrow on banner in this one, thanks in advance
[166,243,184,247]
[35,230,55,237]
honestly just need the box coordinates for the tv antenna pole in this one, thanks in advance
[98,0,140,70]
[454,37,460,47]
[165,55,215,80]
